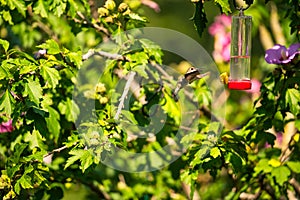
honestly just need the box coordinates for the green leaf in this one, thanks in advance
[50,0,67,17]
[58,98,80,122]
[67,0,79,18]
[0,39,9,52]
[254,159,272,175]
[287,161,300,173]
[15,175,33,194]
[121,110,138,124]
[40,65,60,88]
[191,1,208,37]
[271,166,291,186]
[210,147,221,158]
[0,89,15,116]
[80,150,94,173]
[45,106,61,143]
[128,13,147,22]
[214,0,231,14]
[66,51,83,68]
[64,149,83,169]
[0,63,12,80]
[132,65,148,78]
[2,10,13,25]
[65,148,95,172]
[33,0,48,18]
[228,153,243,173]
[9,144,28,165]
[24,129,46,150]
[7,0,26,17]
[37,40,61,55]
[190,145,210,166]
[24,78,43,105]
[285,88,300,115]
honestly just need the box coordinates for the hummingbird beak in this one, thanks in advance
[196,71,210,79]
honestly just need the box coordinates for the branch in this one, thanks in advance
[114,71,136,120]
[290,178,300,196]
[240,190,262,200]
[43,145,69,158]
[150,61,173,80]
[82,49,127,61]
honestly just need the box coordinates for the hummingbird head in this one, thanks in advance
[184,67,209,84]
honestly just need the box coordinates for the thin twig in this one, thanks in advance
[76,11,110,36]
[82,49,127,61]
[114,69,147,104]
[114,71,136,120]
[43,145,69,158]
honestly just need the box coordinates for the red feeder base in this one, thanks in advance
[228,80,252,90]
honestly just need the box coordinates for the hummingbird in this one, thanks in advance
[172,67,210,101]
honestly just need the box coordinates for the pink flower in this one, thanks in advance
[0,119,14,133]
[208,14,231,36]
[245,79,261,94]
[209,14,232,63]
[141,0,160,12]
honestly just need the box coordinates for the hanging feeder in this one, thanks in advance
[228,8,252,90]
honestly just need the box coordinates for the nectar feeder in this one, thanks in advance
[228,10,252,90]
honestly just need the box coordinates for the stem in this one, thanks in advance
[114,71,136,120]
[43,145,69,158]
[82,49,127,61]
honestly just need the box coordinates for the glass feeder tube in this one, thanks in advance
[228,12,252,90]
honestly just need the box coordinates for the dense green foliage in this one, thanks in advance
[0,0,300,199]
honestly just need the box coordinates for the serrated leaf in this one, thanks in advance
[7,0,26,17]
[214,0,231,14]
[80,150,94,173]
[0,39,9,52]
[67,51,83,68]
[58,98,80,122]
[0,89,15,116]
[287,161,300,173]
[50,0,67,17]
[64,149,84,169]
[271,166,291,186]
[19,175,33,189]
[37,40,60,54]
[128,13,147,22]
[10,144,28,165]
[2,10,13,25]
[40,65,60,88]
[24,79,43,105]
[24,129,46,150]
[191,1,208,37]
[33,0,48,18]
[67,0,78,18]
[285,88,300,115]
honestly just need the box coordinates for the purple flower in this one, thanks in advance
[0,120,14,133]
[265,43,300,64]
